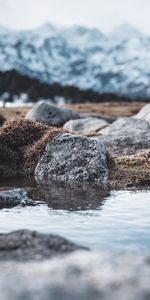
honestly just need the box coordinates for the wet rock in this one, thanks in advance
[0,230,87,261]
[98,118,150,156]
[26,100,80,127]
[0,189,35,209]
[64,117,109,135]
[0,251,149,300]
[134,104,150,122]
[35,133,108,184]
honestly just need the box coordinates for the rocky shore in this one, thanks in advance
[0,100,150,299]
[0,100,150,188]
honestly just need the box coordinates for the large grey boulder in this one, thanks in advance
[64,117,109,135]
[26,100,80,126]
[0,189,35,209]
[98,117,150,156]
[134,104,150,122]
[35,133,108,184]
[0,251,149,300]
[0,230,87,262]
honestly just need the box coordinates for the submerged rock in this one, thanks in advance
[0,189,35,209]
[0,230,87,261]
[134,104,150,122]
[98,117,150,156]
[26,100,80,126]
[64,117,109,135]
[35,133,108,184]
[0,251,149,300]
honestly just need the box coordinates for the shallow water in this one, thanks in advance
[0,179,150,252]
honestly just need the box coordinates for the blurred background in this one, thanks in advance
[0,0,150,106]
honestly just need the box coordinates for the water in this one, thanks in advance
[0,179,150,253]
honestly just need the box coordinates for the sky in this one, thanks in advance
[0,0,150,34]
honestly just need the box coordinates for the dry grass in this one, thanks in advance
[23,127,64,175]
[0,101,149,122]
[0,117,64,177]
[61,101,149,118]
[108,151,150,188]
[0,118,49,149]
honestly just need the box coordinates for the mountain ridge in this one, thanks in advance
[0,23,150,99]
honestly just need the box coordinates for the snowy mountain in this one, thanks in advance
[0,23,150,99]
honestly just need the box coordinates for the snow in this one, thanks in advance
[0,23,150,99]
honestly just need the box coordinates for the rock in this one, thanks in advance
[134,104,150,122]
[100,117,150,135]
[0,230,87,261]
[0,251,149,300]
[35,133,108,184]
[0,115,5,126]
[0,189,35,209]
[26,100,80,127]
[64,117,109,135]
[98,118,150,156]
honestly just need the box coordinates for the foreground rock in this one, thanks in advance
[0,189,35,209]
[35,133,108,184]
[99,117,150,156]
[134,104,150,122]
[26,100,80,126]
[64,117,109,135]
[0,251,149,300]
[0,230,87,261]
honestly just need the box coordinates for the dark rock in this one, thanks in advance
[0,251,149,300]
[35,133,108,184]
[98,117,150,156]
[0,115,6,126]
[64,117,109,135]
[26,100,80,126]
[0,230,87,261]
[0,189,35,209]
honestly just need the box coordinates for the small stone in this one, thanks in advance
[26,100,80,126]
[0,189,35,209]
[64,117,109,135]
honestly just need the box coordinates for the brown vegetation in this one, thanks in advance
[23,127,64,175]
[0,118,64,178]
[108,152,150,188]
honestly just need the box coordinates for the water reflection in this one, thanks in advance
[0,178,110,211]
[0,179,150,252]
[39,181,110,211]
